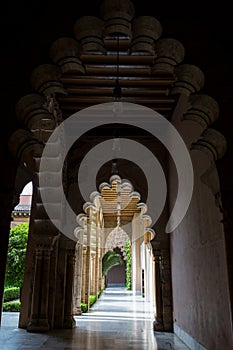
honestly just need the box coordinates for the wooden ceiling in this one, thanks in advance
[61,36,178,225]
[99,179,141,228]
[58,37,178,119]
[57,35,178,227]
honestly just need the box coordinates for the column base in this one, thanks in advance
[63,316,76,329]
[153,317,164,331]
[27,319,50,332]
[73,307,82,316]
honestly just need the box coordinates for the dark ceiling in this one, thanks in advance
[1,0,233,159]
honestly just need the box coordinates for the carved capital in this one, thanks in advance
[16,93,45,121]
[183,94,219,130]
[131,16,162,55]
[100,0,135,37]
[74,16,105,54]
[15,94,56,141]
[152,38,185,73]
[31,64,66,96]
[50,37,85,74]
[171,64,205,95]
[191,128,227,161]
[8,129,43,170]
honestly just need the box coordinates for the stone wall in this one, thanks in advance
[170,156,233,349]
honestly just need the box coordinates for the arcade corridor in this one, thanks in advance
[0,287,189,350]
[0,1,232,349]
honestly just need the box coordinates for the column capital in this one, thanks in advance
[15,93,56,142]
[50,37,85,74]
[171,64,205,95]
[191,128,227,161]
[100,0,135,37]
[8,129,44,171]
[183,94,219,130]
[152,38,185,74]
[131,16,162,55]
[74,16,105,54]
[31,64,66,97]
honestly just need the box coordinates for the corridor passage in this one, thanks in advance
[0,287,189,349]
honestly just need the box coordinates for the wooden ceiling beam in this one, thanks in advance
[81,53,155,65]
[64,87,169,96]
[60,75,175,86]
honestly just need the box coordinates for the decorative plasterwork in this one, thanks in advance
[183,94,220,130]
[74,174,155,247]
[8,0,228,238]
[191,128,227,162]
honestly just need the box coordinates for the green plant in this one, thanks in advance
[125,241,132,290]
[102,250,123,277]
[81,303,88,313]
[81,294,98,313]
[3,301,21,312]
[5,223,29,288]
[3,287,20,302]
[89,294,96,306]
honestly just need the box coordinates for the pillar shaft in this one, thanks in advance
[91,254,96,295]
[81,249,87,303]
[64,250,76,328]
[73,243,83,315]
[84,206,92,309]
[99,248,105,290]
[95,248,99,297]
[160,249,173,331]
[84,246,91,307]
[94,214,100,297]
[153,249,164,331]
[27,246,51,332]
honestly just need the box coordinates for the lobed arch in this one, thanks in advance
[5,0,228,333]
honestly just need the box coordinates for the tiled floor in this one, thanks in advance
[0,287,190,349]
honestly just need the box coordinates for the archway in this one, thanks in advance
[73,174,156,312]
[105,228,129,287]
[3,3,230,349]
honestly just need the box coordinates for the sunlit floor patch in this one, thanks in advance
[0,287,189,349]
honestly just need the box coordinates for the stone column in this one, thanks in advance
[73,243,83,315]
[99,247,105,290]
[153,249,164,331]
[64,248,76,328]
[91,254,96,295]
[27,242,52,332]
[95,216,100,297]
[160,249,173,331]
[81,248,87,303]
[84,205,92,310]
